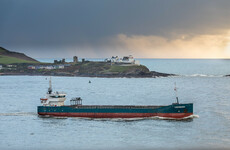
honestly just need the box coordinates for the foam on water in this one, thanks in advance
[43,114,200,122]
[148,114,199,120]
[183,74,223,78]
[0,112,36,116]
[88,117,147,122]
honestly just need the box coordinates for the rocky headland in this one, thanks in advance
[0,47,175,78]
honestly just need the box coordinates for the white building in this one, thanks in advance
[45,66,54,70]
[111,56,120,62]
[7,65,17,68]
[58,65,64,69]
[122,55,134,63]
[28,65,35,69]
[122,55,140,65]
[105,55,140,65]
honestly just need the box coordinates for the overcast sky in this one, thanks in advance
[1,0,230,58]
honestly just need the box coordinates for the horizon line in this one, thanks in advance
[34,57,230,60]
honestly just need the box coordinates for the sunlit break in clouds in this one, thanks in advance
[112,32,230,58]
[1,0,230,58]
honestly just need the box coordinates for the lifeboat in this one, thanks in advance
[40,98,48,101]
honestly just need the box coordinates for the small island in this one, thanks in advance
[0,47,175,78]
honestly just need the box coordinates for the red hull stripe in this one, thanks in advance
[38,112,193,119]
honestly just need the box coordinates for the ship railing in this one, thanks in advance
[75,105,162,109]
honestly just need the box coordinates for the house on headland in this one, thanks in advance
[28,64,65,70]
[105,55,140,66]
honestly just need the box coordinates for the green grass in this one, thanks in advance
[104,65,149,73]
[105,65,139,72]
[0,55,38,64]
[0,49,4,52]
[108,66,131,72]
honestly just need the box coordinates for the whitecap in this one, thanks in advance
[182,74,223,78]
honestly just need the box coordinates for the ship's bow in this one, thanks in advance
[157,103,193,119]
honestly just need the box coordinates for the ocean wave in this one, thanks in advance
[182,74,223,77]
[0,112,36,116]
[41,116,68,119]
[67,115,199,121]
[69,117,146,121]
[213,110,230,120]
[148,114,199,120]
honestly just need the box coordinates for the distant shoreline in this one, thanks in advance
[0,71,176,78]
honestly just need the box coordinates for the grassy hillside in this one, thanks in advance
[0,48,5,52]
[76,61,150,75]
[0,55,39,65]
[0,47,39,64]
[108,65,148,72]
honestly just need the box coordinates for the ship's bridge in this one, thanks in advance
[49,91,66,98]
[40,78,67,106]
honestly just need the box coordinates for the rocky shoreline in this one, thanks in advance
[0,60,176,78]
[0,71,176,78]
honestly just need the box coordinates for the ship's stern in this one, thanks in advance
[37,106,46,116]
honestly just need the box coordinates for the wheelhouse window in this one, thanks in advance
[50,95,65,98]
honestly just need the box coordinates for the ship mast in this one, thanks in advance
[174,82,179,104]
[48,77,52,94]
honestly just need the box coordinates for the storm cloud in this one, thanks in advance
[1,0,230,58]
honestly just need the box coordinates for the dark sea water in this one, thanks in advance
[1,59,230,150]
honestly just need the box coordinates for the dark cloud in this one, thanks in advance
[1,0,230,57]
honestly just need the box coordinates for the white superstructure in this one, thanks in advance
[40,77,66,106]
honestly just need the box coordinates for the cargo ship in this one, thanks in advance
[37,78,193,119]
